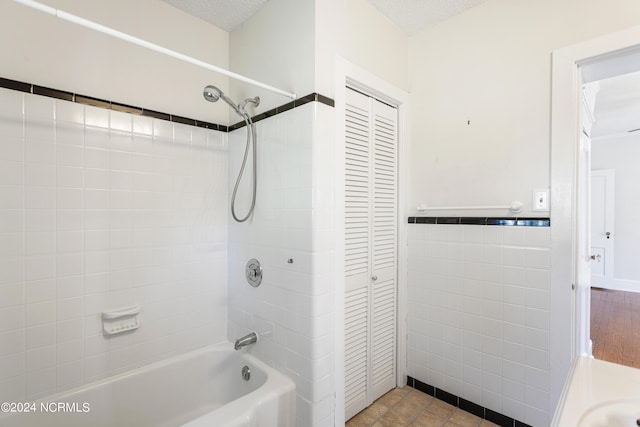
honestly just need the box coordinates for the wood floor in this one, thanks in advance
[591,287,640,368]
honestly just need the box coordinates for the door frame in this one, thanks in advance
[333,57,410,426]
[550,25,640,414]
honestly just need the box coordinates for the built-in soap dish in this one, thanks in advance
[102,305,140,336]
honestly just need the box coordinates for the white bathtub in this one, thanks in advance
[0,342,295,427]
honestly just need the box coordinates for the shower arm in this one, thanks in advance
[11,0,297,100]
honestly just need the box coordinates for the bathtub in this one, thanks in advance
[0,342,295,427]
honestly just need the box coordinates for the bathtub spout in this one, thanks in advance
[234,332,258,350]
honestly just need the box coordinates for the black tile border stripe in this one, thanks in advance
[407,217,550,227]
[111,102,143,116]
[33,85,73,101]
[140,108,171,121]
[406,376,533,427]
[75,94,111,109]
[0,77,30,93]
[228,92,335,131]
[0,77,335,133]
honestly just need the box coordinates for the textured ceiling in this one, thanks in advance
[591,71,640,139]
[160,0,486,34]
[367,0,488,35]
[161,0,268,32]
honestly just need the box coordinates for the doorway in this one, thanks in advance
[576,49,640,363]
[550,25,640,410]
[586,70,640,367]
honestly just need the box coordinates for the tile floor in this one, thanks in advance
[346,387,501,427]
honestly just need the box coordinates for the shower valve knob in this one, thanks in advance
[245,259,262,287]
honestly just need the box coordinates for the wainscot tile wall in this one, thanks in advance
[407,218,551,427]
[0,86,229,401]
[227,101,335,427]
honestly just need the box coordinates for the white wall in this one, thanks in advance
[315,0,409,95]
[0,0,230,124]
[408,0,640,215]
[593,134,640,283]
[229,0,408,109]
[0,88,228,402]
[227,102,335,427]
[229,0,315,111]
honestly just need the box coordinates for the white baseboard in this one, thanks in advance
[592,277,640,293]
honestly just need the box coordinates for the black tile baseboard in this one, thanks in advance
[459,397,484,418]
[406,376,533,427]
[435,388,458,406]
[486,408,517,427]
[406,376,435,396]
[407,217,550,227]
[0,77,335,133]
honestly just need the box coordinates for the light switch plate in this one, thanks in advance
[532,188,550,211]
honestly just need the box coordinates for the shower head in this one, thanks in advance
[203,85,242,115]
[203,84,261,120]
[203,85,223,103]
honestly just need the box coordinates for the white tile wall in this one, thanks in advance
[227,102,335,427]
[407,223,550,427]
[0,88,228,400]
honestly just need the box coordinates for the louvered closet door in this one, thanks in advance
[344,87,398,420]
[344,88,371,420]
[370,97,397,400]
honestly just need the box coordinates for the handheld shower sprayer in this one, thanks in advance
[202,85,222,102]
[203,85,260,223]
[204,85,240,115]
[203,85,260,117]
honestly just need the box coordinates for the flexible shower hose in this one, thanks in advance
[230,115,257,222]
